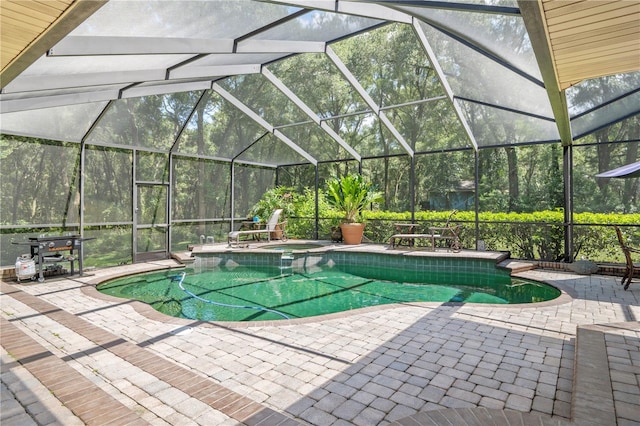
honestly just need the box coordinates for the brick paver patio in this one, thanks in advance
[1,252,639,425]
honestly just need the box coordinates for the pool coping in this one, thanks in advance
[82,244,575,328]
[189,240,511,259]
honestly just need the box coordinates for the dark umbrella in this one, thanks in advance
[595,161,640,179]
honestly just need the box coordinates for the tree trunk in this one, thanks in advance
[595,129,612,192]
[196,103,206,236]
[505,146,519,212]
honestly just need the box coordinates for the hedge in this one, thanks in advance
[286,210,640,263]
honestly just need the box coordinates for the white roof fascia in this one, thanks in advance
[325,45,414,157]
[412,18,478,150]
[261,66,362,161]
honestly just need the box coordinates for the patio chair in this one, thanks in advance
[389,211,462,252]
[228,209,287,247]
[614,225,639,290]
[428,210,462,252]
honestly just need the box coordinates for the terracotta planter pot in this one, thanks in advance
[340,223,365,245]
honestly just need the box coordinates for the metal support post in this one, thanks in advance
[563,145,573,262]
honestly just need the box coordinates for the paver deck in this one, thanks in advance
[1,247,639,425]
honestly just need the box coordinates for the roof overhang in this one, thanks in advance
[1,0,108,87]
[518,0,640,146]
[519,0,640,91]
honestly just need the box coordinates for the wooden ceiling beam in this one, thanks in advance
[1,0,107,89]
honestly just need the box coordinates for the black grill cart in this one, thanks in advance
[13,235,92,282]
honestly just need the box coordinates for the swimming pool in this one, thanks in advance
[97,250,561,322]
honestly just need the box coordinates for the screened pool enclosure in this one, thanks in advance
[1,0,639,267]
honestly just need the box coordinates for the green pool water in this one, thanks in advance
[98,260,561,322]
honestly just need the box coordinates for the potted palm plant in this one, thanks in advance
[326,173,384,244]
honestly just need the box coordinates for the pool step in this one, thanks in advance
[280,253,294,273]
[498,259,538,274]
